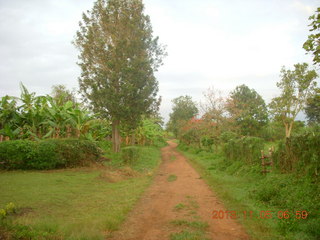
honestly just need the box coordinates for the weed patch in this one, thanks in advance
[167,174,177,182]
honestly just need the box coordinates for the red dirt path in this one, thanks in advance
[108,141,250,240]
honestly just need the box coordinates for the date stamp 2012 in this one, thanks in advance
[212,210,309,220]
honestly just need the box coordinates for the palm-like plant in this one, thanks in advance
[1,83,112,141]
[0,95,20,140]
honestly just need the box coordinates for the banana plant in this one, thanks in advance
[0,95,20,140]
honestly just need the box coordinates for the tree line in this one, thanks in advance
[167,64,318,146]
[167,7,320,145]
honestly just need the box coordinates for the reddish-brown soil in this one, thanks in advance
[108,141,250,240]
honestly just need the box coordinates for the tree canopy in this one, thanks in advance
[305,87,320,124]
[303,7,320,67]
[51,85,77,107]
[226,84,268,136]
[269,63,318,138]
[167,95,198,137]
[73,0,166,152]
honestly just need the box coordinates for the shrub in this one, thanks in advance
[220,131,238,143]
[0,209,6,219]
[0,139,102,170]
[120,146,141,164]
[5,203,16,214]
[223,136,264,164]
[273,126,320,175]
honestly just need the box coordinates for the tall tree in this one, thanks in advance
[167,95,198,137]
[226,84,268,136]
[305,87,320,124]
[303,7,320,67]
[269,63,318,138]
[73,0,166,152]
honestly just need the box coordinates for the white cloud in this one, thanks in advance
[293,0,315,15]
[0,0,317,122]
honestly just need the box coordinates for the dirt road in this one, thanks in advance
[108,141,250,240]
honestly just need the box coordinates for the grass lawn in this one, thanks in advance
[0,146,162,240]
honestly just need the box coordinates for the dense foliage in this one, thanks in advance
[171,69,319,174]
[0,84,111,141]
[167,95,198,137]
[0,139,102,170]
[305,87,320,124]
[223,137,265,164]
[269,63,318,138]
[273,126,320,175]
[226,84,268,136]
[73,0,166,152]
[0,84,166,171]
[303,7,320,66]
[133,117,165,146]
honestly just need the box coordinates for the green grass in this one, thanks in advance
[102,145,161,173]
[174,203,186,211]
[167,174,177,182]
[170,154,177,161]
[169,219,209,240]
[0,145,161,240]
[178,145,320,240]
[170,230,209,240]
[170,220,208,230]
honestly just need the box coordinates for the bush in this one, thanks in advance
[220,131,238,143]
[273,126,320,175]
[223,136,264,164]
[0,139,102,170]
[121,146,141,164]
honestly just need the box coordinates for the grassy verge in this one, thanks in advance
[170,196,209,240]
[0,145,162,240]
[178,145,319,240]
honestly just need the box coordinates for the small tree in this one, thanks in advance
[200,87,225,125]
[269,63,318,138]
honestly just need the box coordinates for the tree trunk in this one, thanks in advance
[112,119,121,152]
[287,122,293,138]
[285,137,292,171]
[284,121,294,138]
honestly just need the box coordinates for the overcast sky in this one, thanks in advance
[0,0,318,122]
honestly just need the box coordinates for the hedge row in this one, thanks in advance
[274,129,320,174]
[223,136,265,164]
[0,139,102,170]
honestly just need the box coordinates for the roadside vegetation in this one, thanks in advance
[0,0,167,239]
[0,0,319,239]
[169,78,320,239]
[167,9,320,239]
[0,84,166,238]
